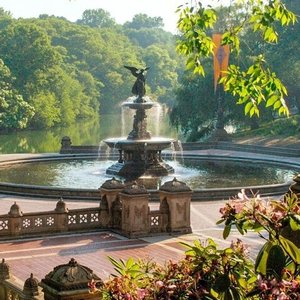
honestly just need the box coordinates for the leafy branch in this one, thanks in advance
[176,0,297,116]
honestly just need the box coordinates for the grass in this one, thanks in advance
[233,114,300,138]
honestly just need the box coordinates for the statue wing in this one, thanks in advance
[124,65,139,76]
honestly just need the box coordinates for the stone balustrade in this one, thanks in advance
[0,177,192,239]
[0,201,102,238]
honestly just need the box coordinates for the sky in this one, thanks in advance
[0,0,230,33]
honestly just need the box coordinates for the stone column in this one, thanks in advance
[99,178,124,228]
[60,136,72,154]
[120,182,150,238]
[0,259,10,300]
[159,178,192,234]
[0,258,10,281]
[8,202,23,236]
[54,198,68,232]
[22,273,42,300]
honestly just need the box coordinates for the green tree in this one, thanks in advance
[0,21,61,97]
[123,14,164,30]
[142,45,178,105]
[0,59,34,129]
[76,9,117,28]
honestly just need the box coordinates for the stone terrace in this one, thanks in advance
[0,194,264,282]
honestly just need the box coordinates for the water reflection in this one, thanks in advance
[0,111,178,154]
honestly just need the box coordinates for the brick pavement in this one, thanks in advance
[0,195,266,282]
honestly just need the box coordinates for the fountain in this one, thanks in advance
[104,66,174,180]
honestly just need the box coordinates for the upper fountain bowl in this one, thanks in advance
[104,136,175,151]
[122,96,155,110]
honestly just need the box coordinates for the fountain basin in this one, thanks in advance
[0,153,298,200]
[104,137,175,179]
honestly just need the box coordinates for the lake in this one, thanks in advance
[0,106,179,154]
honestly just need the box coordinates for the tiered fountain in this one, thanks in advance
[104,66,174,181]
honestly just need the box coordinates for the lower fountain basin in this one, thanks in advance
[0,153,298,201]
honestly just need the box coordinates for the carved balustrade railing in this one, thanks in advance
[0,204,102,238]
[149,210,168,233]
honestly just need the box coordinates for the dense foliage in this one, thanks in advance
[171,0,300,141]
[89,191,300,299]
[0,8,181,129]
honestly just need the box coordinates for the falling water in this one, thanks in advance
[121,105,126,137]
[170,140,184,162]
[170,141,176,160]
[154,103,162,136]
[176,140,184,163]
[98,140,112,160]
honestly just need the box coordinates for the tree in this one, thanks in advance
[176,0,297,117]
[0,7,12,18]
[142,45,178,105]
[123,14,164,30]
[0,59,34,129]
[76,9,117,28]
[0,21,61,97]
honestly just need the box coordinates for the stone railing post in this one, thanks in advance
[99,178,124,228]
[60,136,72,154]
[54,198,68,232]
[40,258,102,300]
[159,178,192,234]
[22,273,42,300]
[0,258,10,299]
[0,258,9,299]
[120,182,150,238]
[8,202,23,237]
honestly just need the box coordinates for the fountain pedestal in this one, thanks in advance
[104,96,174,180]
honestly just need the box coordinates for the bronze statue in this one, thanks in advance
[124,66,149,100]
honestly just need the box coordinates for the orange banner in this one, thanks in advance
[213,33,230,93]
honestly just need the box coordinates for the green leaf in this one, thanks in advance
[255,241,274,275]
[213,274,231,293]
[279,235,300,264]
[290,218,300,231]
[223,224,231,239]
[244,102,252,115]
[266,95,278,107]
[266,244,286,276]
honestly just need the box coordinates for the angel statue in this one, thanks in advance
[124,66,150,100]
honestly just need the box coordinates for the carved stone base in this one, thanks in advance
[106,160,174,180]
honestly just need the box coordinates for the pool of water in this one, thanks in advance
[0,158,297,190]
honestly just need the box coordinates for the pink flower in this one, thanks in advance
[277,292,289,300]
[124,293,132,300]
[238,189,249,201]
[137,288,148,299]
[155,280,164,289]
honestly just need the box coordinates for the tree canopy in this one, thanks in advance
[176,0,297,117]
[0,9,180,129]
[171,0,299,140]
